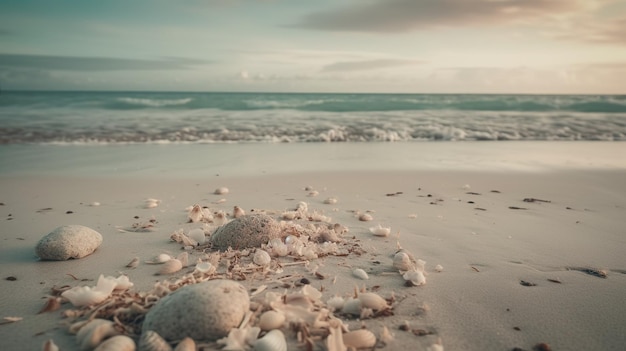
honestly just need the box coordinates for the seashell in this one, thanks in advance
[352,268,369,280]
[341,298,362,316]
[254,329,287,351]
[323,197,338,205]
[358,292,389,311]
[308,190,319,197]
[89,202,101,207]
[342,329,376,349]
[126,257,140,268]
[392,251,414,272]
[214,186,229,195]
[380,326,394,344]
[268,238,289,257]
[233,206,245,218]
[358,213,373,222]
[213,210,228,226]
[187,228,206,245]
[76,319,120,351]
[94,335,136,351]
[435,264,444,272]
[146,253,173,264]
[138,330,173,351]
[301,284,322,301]
[176,252,189,267]
[157,259,183,275]
[281,211,297,220]
[42,339,59,351]
[296,201,308,213]
[403,269,426,286]
[253,249,272,266]
[369,224,391,237]
[326,296,345,311]
[194,261,215,274]
[110,274,134,290]
[173,337,195,351]
[145,198,161,209]
[38,297,61,314]
[62,274,117,307]
[258,310,286,331]
[326,322,346,351]
[188,204,204,223]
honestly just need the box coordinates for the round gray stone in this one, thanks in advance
[36,225,103,260]
[211,214,281,251]
[142,279,250,341]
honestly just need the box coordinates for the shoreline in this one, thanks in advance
[1,168,625,350]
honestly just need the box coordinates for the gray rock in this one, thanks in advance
[142,279,250,341]
[210,214,281,251]
[36,225,103,260]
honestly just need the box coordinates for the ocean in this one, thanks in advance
[1,91,626,144]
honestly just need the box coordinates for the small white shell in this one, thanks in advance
[341,298,362,316]
[138,330,172,351]
[403,269,426,286]
[173,337,195,351]
[380,326,394,344]
[176,252,189,268]
[358,292,389,311]
[323,197,338,205]
[76,319,120,351]
[146,254,172,264]
[369,224,391,237]
[254,329,287,351]
[187,228,206,245]
[326,295,345,311]
[352,268,369,280]
[89,202,101,207]
[214,186,229,195]
[253,249,271,266]
[188,204,204,223]
[392,251,414,272]
[296,201,308,212]
[94,335,136,351]
[157,259,183,275]
[258,310,286,331]
[342,329,376,349]
[194,261,215,274]
[435,264,444,272]
[144,198,161,209]
[233,206,245,218]
[308,190,320,197]
[358,213,373,222]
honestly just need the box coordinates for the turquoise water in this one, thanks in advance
[1,91,625,143]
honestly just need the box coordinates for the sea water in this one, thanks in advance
[1,91,625,144]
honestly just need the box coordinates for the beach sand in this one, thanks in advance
[1,142,625,350]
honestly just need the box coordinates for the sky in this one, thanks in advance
[0,0,625,94]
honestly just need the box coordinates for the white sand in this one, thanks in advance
[1,142,625,350]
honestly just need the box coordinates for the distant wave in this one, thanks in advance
[114,97,192,108]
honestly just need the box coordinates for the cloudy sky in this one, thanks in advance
[1,0,625,93]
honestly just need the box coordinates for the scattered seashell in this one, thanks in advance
[42,339,59,351]
[138,330,172,351]
[258,310,286,331]
[173,337,195,351]
[126,257,139,268]
[281,211,297,220]
[352,268,369,280]
[146,253,173,264]
[392,251,415,272]
[341,298,362,316]
[194,261,215,275]
[326,322,347,351]
[358,292,389,311]
[408,214,417,219]
[176,252,189,267]
[342,329,376,349]
[233,206,245,218]
[187,228,206,245]
[253,249,271,266]
[157,259,183,275]
[94,335,136,351]
[380,326,394,344]
[144,198,161,209]
[369,224,391,237]
[254,329,287,351]
[89,202,101,207]
[214,186,229,195]
[308,190,320,197]
[296,201,308,213]
[358,213,373,222]
[435,264,444,272]
[38,297,61,314]
[326,296,345,311]
[61,274,117,307]
[427,338,444,351]
[323,197,338,205]
[187,205,204,223]
[403,269,426,286]
[76,319,120,351]
[217,325,261,350]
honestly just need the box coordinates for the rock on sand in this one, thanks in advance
[210,214,281,251]
[35,225,103,260]
[142,279,250,341]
